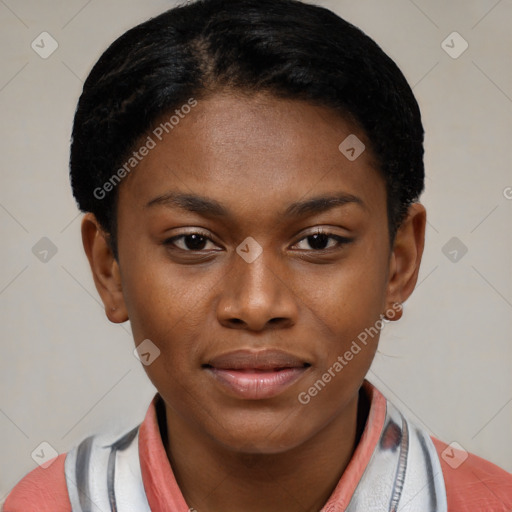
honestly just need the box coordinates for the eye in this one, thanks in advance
[163,231,219,252]
[293,229,353,251]
[163,228,352,253]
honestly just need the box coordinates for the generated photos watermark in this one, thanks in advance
[298,302,403,405]
[93,98,198,200]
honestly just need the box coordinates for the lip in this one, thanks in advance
[203,349,310,400]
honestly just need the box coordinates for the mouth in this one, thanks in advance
[203,349,311,400]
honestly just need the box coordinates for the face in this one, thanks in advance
[84,92,425,455]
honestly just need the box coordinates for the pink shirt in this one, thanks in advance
[4,381,512,511]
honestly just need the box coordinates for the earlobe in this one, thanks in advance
[81,213,129,323]
[384,202,426,320]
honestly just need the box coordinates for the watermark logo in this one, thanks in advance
[93,98,198,200]
[31,441,58,469]
[441,441,468,469]
[442,236,468,263]
[31,32,58,59]
[339,134,365,161]
[298,303,402,405]
[32,237,58,263]
[236,237,263,263]
[134,339,161,366]
[441,32,469,59]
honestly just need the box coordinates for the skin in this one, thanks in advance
[82,92,426,512]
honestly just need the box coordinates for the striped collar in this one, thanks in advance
[65,380,447,511]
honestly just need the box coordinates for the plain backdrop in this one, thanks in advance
[1,0,511,502]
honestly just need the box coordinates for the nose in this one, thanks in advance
[216,248,299,331]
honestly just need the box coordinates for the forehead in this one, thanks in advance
[119,92,386,220]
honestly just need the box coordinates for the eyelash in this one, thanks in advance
[163,229,352,253]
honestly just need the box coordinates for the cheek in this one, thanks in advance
[310,255,388,330]
[123,269,202,401]
[120,251,196,336]
[301,247,389,383]
[120,257,218,384]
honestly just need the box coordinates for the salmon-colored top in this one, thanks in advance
[4,381,512,511]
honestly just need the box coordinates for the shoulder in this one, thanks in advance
[2,399,156,512]
[2,454,71,512]
[431,437,512,512]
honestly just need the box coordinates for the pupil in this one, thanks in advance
[309,233,329,250]
[185,234,207,250]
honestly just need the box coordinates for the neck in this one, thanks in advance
[158,387,370,512]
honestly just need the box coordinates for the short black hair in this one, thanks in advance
[70,0,424,258]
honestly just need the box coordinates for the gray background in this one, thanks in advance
[1,0,511,503]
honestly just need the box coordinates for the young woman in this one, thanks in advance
[4,0,512,510]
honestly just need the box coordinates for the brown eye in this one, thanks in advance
[294,230,353,251]
[164,232,217,252]
[305,233,331,250]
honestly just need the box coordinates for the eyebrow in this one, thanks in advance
[145,191,366,218]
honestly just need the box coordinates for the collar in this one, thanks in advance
[138,379,388,510]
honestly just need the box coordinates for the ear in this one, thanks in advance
[384,202,426,321]
[81,213,128,323]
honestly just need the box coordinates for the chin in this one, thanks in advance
[208,412,312,455]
